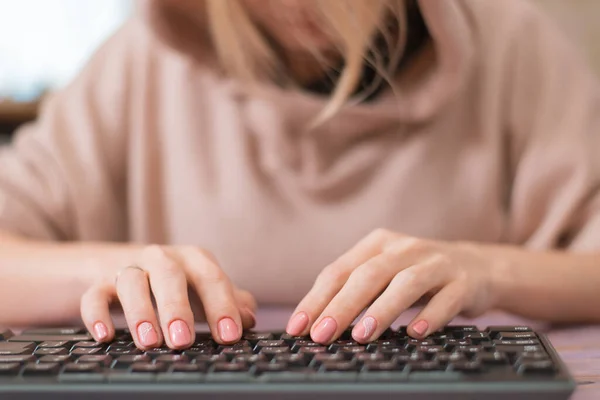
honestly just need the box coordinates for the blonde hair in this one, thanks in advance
[205,0,407,126]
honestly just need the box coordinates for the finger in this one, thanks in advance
[309,252,400,344]
[287,229,394,336]
[182,248,244,344]
[115,266,162,350]
[235,289,257,329]
[351,258,452,343]
[141,246,195,349]
[81,284,117,343]
[407,282,466,339]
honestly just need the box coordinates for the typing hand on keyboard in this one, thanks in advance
[80,246,256,350]
[288,229,498,344]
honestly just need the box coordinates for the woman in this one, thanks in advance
[0,0,599,350]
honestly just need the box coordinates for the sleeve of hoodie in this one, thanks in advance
[505,1,600,252]
[0,23,137,242]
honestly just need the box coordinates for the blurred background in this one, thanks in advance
[0,0,598,141]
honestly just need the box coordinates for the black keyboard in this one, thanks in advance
[0,325,575,399]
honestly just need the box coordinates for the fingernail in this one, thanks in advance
[286,312,309,336]
[413,320,429,336]
[312,317,337,344]
[218,317,240,342]
[352,316,377,342]
[137,322,158,347]
[94,322,108,341]
[169,320,191,347]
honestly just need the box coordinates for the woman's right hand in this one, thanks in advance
[80,245,256,350]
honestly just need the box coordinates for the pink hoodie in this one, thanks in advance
[0,0,599,304]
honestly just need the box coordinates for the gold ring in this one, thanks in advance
[114,265,147,286]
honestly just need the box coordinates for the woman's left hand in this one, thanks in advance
[286,229,501,344]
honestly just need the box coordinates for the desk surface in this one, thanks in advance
[253,307,600,400]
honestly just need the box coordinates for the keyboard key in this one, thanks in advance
[487,326,532,338]
[113,355,150,369]
[496,332,537,340]
[253,361,288,373]
[243,332,274,342]
[107,347,142,357]
[279,333,306,343]
[310,353,346,366]
[254,340,286,349]
[0,342,34,356]
[261,347,292,358]
[0,330,14,340]
[71,347,102,356]
[212,362,250,373]
[62,363,102,374]
[72,341,103,348]
[108,371,155,383]
[477,352,508,365]
[9,335,92,343]
[321,361,360,372]
[361,360,402,372]
[355,353,386,363]
[22,328,85,335]
[194,354,226,363]
[0,363,20,375]
[34,347,68,356]
[182,347,215,357]
[517,360,555,375]
[39,355,72,364]
[232,354,267,364]
[495,345,542,354]
[336,346,367,355]
[170,363,207,373]
[0,355,35,364]
[23,362,61,376]
[450,361,482,373]
[493,339,540,346]
[273,354,308,367]
[291,341,321,352]
[155,355,189,363]
[217,341,252,351]
[435,353,466,364]
[145,348,176,357]
[462,333,490,343]
[409,361,443,371]
[297,346,328,355]
[38,341,70,349]
[131,362,168,373]
[77,355,112,366]
[517,352,550,362]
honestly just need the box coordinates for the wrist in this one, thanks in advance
[484,244,518,311]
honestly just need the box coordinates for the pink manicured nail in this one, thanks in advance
[169,320,191,347]
[312,317,337,344]
[413,320,429,336]
[218,318,239,342]
[94,322,108,341]
[286,312,309,336]
[137,322,158,347]
[352,316,377,342]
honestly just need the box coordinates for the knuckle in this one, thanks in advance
[160,298,189,315]
[393,267,420,288]
[181,246,217,264]
[317,266,350,286]
[384,237,428,257]
[352,262,382,283]
[370,228,392,241]
[199,267,228,285]
[141,244,168,260]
